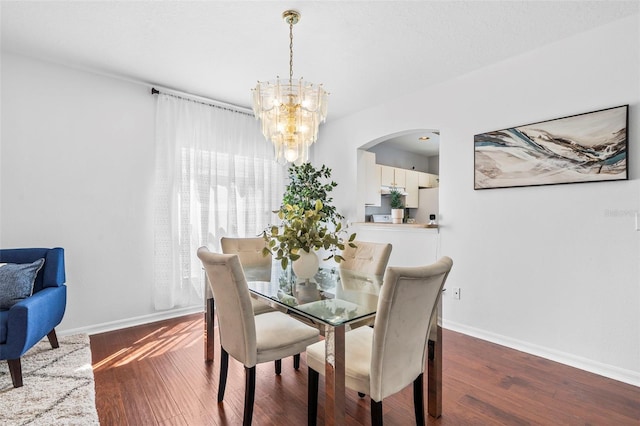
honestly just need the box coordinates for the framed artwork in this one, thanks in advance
[474,105,628,189]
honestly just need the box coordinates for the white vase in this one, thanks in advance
[292,250,319,280]
[391,208,404,224]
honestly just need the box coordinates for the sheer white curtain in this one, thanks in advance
[154,94,285,310]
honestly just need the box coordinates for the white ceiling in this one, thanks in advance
[379,130,442,157]
[2,1,637,155]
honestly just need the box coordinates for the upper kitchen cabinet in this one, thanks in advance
[380,165,393,187]
[405,170,419,208]
[380,165,406,188]
[358,150,381,206]
[418,172,439,188]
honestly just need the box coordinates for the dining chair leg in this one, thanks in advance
[47,329,59,349]
[371,399,383,426]
[413,373,425,426]
[294,353,300,370]
[8,359,23,388]
[243,366,256,426]
[218,347,229,403]
[275,359,282,375]
[308,367,319,426]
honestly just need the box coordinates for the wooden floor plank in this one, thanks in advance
[91,313,640,425]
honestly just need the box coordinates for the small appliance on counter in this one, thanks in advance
[371,214,392,223]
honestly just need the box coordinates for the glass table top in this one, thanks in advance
[245,264,383,327]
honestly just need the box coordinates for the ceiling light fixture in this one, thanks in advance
[252,10,328,164]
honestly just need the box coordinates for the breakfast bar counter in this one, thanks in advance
[353,222,438,229]
[349,223,440,267]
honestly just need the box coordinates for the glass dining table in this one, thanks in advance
[204,263,443,425]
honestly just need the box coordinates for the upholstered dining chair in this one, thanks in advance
[339,240,392,281]
[339,241,392,330]
[220,236,304,373]
[220,237,274,315]
[306,257,453,426]
[197,247,320,426]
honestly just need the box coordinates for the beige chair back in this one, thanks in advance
[220,237,271,281]
[340,241,392,277]
[337,241,392,312]
[369,256,453,402]
[197,248,258,367]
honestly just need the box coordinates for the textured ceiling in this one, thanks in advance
[0,0,640,156]
[2,1,637,123]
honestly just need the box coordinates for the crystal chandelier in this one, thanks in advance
[252,10,329,164]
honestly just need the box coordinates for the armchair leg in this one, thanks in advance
[8,359,23,388]
[371,399,383,426]
[243,366,256,426]
[293,353,300,370]
[413,373,426,426]
[275,359,282,375]
[47,329,60,349]
[308,367,319,426]
[218,347,229,403]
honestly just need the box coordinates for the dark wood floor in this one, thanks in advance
[90,313,640,425]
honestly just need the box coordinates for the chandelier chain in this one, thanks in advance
[289,19,294,82]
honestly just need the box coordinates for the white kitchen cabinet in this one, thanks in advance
[393,167,406,188]
[418,172,439,188]
[358,150,381,206]
[405,170,419,208]
[380,165,406,188]
[367,160,381,207]
[418,172,429,187]
[380,165,394,187]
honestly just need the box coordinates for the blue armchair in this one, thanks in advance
[0,247,66,387]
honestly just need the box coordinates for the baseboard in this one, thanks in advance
[443,319,640,388]
[59,306,204,337]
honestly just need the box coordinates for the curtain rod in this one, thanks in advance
[151,87,254,117]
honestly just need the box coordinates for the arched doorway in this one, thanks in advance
[356,129,440,224]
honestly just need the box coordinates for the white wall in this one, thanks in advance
[2,15,638,385]
[314,15,640,385]
[0,53,187,333]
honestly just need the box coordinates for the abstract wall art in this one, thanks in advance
[474,105,628,189]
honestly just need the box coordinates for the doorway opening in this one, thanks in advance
[356,129,440,224]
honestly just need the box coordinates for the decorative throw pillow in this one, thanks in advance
[0,258,45,309]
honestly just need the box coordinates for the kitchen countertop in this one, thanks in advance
[354,222,438,229]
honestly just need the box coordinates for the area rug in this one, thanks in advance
[0,334,99,425]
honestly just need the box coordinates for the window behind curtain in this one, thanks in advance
[154,94,285,310]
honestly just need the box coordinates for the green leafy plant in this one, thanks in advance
[263,201,356,269]
[389,188,404,209]
[263,163,356,269]
[281,163,343,225]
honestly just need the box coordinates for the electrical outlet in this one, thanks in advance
[452,287,460,300]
